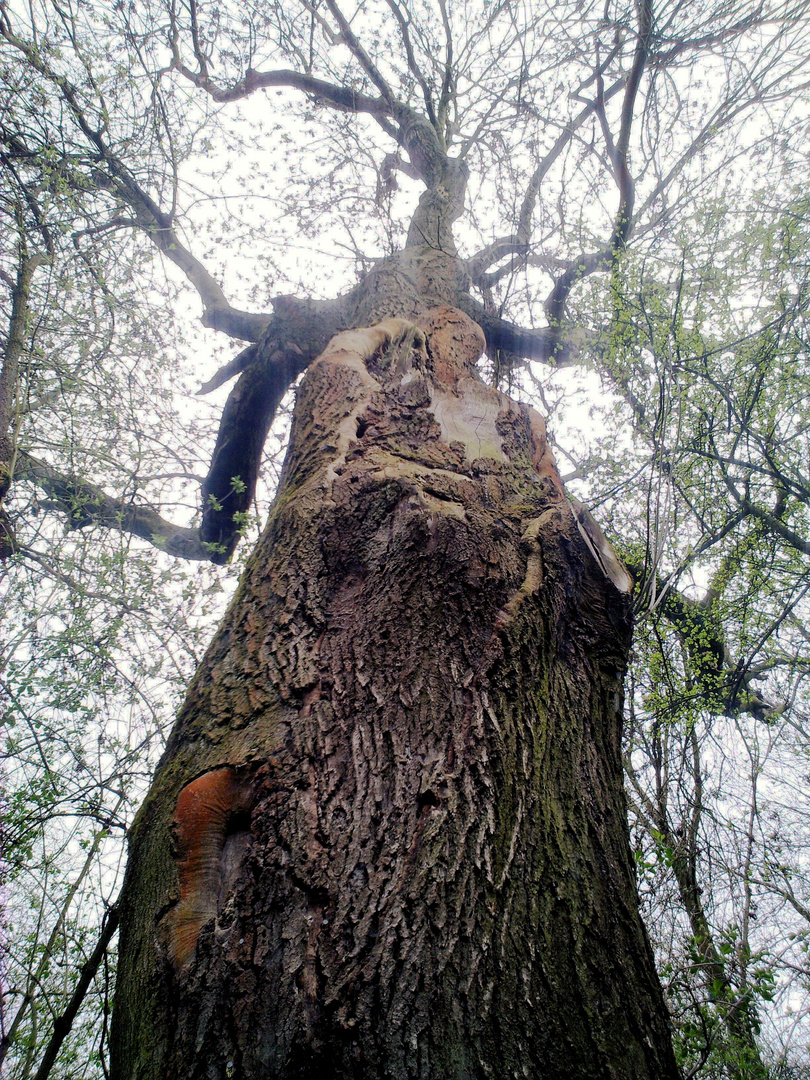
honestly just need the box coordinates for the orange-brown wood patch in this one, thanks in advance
[165,767,253,968]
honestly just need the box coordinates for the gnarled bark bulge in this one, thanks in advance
[111,307,678,1080]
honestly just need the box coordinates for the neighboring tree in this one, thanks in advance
[1,0,809,1077]
[576,188,810,1076]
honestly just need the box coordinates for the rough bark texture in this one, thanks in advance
[111,305,678,1080]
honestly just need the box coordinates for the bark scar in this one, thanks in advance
[165,767,254,969]
[570,498,633,593]
[318,319,424,489]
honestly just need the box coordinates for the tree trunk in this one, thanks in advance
[110,302,679,1080]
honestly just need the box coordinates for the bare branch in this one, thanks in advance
[467,78,624,286]
[30,907,120,1080]
[544,0,652,340]
[382,0,438,128]
[0,809,122,1067]
[516,76,626,245]
[127,209,269,340]
[197,344,257,396]
[174,61,397,128]
[322,0,400,110]
[436,0,454,139]
[14,452,212,561]
[0,23,268,344]
[187,0,211,82]
[466,237,528,285]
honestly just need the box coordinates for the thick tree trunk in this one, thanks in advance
[111,304,679,1080]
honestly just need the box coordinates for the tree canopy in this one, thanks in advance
[1,0,810,1076]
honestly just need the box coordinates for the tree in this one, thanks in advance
[2,0,809,1076]
[577,185,810,1075]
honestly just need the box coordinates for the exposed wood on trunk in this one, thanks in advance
[199,247,578,562]
[167,767,256,969]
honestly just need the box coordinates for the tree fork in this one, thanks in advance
[111,307,678,1080]
[197,245,573,564]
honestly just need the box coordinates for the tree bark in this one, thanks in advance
[111,303,679,1080]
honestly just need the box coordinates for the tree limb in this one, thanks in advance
[0,22,268,345]
[98,178,269,341]
[626,557,787,721]
[1,245,51,557]
[0,250,50,438]
[466,77,625,285]
[199,295,348,560]
[30,906,120,1080]
[0,806,123,1068]
[466,237,528,285]
[459,295,582,366]
[15,452,212,561]
[518,76,626,248]
[174,62,397,127]
[382,0,438,129]
[714,456,810,557]
[322,0,400,110]
[544,3,651,345]
[197,344,258,396]
[436,0,454,141]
